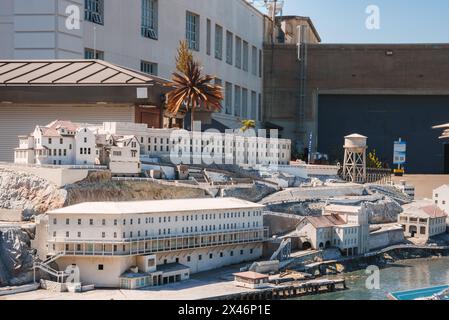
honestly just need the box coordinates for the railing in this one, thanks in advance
[48,228,269,257]
[0,162,107,170]
[33,252,68,283]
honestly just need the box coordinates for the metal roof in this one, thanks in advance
[0,60,168,86]
[47,197,265,215]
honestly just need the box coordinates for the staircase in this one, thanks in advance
[34,252,68,283]
[270,238,292,262]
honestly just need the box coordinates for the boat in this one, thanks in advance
[388,285,449,300]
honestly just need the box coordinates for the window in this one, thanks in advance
[252,46,257,75]
[226,31,233,65]
[234,85,241,117]
[235,36,242,69]
[206,19,211,55]
[78,219,82,225]
[66,218,70,225]
[258,93,262,122]
[251,91,257,120]
[98,264,104,271]
[141,0,158,39]
[215,24,223,60]
[48,138,52,144]
[225,82,233,115]
[259,49,263,77]
[198,254,202,261]
[242,41,249,71]
[90,219,93,226]
[85,0,104,25]
[140,60,158,75]
[84,48,104,60]
[186,11,200,51]
[242,88,248,118]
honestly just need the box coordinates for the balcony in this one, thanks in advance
[48,228,269,257]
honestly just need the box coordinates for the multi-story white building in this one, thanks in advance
[296,204,370,256]
[399,202,447,240]
[105,122,292,165]
[0,0,266,129]
[32,197,267,289]
[15,121,292,167]
[14,120,141,175]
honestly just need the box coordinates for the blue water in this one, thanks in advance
[297,257,449,300]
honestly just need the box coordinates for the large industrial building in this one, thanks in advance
[2,1,449,173]
[0,0,268,162]
[264,24,449,173]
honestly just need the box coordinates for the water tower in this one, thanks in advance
[343,134,368,183]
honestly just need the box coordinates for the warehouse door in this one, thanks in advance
[444,144,449,174]
[317,95,449,174]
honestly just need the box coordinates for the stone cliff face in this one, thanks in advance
[0,168,66,220]
[363,199,403,224]
[0,227,35,287]
[65,180,209,206]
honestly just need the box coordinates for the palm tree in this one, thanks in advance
[165,59,224,130]
[240,120,256,132]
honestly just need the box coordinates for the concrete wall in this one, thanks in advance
[0,208,22,222]
[263,43,449,151]
[263,213,301,236]
[0,165,89,187]
[57,256,135,288]
[369,228,405,251]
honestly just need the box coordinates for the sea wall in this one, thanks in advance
[369,228,405,251]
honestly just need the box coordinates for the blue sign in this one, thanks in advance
[393,140,407,165]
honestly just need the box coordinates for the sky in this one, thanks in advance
[270,0,449,43]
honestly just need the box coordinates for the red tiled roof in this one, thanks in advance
[40,127,61,137]
[421,205,447,218]
[47,120,80,132]
[306,215,346,229]
[233,271,269,280]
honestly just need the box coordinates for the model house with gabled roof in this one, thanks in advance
[14,120,141,176]
[399,202,447,240]
[296,204,370,256]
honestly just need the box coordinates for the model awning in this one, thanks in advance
[0,60,169,86]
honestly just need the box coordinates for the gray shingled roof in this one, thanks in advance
[0,60,168,86]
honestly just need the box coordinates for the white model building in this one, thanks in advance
[32,197,267,289]
[399,202,447,240]
[296,204,370,256]
[15,120,291,168]
[433,185,449,214]
[14,120,141,175]
[104,122,292,165]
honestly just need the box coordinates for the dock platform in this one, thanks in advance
[212,279,347,300]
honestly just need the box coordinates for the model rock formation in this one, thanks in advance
[0,168,66,220]
[0,227,35,286]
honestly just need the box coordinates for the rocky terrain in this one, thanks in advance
[0,168,66,220]
[0,168,211,287]
[0,226,35,287]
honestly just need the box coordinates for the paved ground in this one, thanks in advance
[392,174,449,199]
[0,264,253,300]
